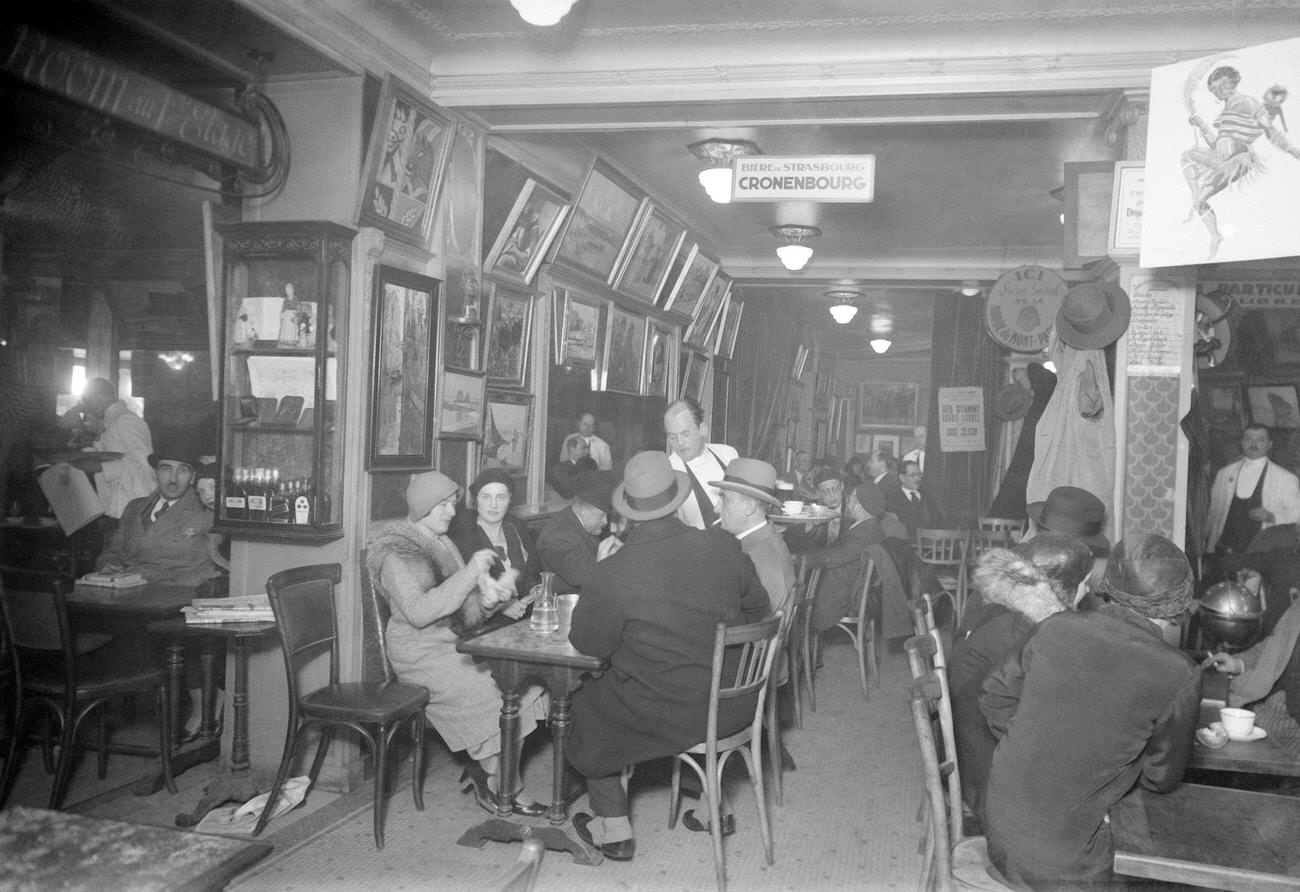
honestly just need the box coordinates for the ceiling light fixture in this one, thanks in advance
[869,338,892,354]
[825,289,862,324]
[687,138,762,204]
[771,224,820,272]
[960,281,982,297]
[511,0,577,26]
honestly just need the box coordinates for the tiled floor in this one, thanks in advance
[3,636,926,891]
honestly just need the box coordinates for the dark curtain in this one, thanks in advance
[727,288,803,463]
[927,294,1004,528]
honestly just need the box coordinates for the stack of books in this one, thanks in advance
[182,594,275,624]
[78,571,148,588]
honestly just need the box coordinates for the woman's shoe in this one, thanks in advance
[459,767,548,817]
[682,809,736,836]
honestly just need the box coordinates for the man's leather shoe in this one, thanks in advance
[682,809,735,836]
[573,812,635,861]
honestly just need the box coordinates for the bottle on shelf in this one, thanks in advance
[224,467,247,521]
[246,468,269,522]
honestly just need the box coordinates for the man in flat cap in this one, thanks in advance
[536,470,620,593]
[979,534,1200,890]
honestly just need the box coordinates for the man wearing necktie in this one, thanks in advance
[886,460,944,536]
[663,399,738,530]
[95,445,221,588]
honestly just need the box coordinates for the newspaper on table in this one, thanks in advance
[183,593,275,624]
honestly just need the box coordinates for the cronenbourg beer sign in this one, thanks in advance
[732,156,875,202]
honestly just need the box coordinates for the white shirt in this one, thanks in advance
[579,434,613,471]
[1235,456,1267,498]
[90,401,156,519]
[668,443,739,529]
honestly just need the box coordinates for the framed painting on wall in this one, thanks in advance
[661,244,718,317]
[1204,384,1244,431]
[611,203,686,303]
[858,381,920,429]
[482,391,532,475]
[681,350,710,403]
[873,434,901,458]
[552,157,645,282]
[1248,385,1300,429]
[367,266,439,470]
[557,289,605,369]
[685,273,730,347]
[438,370,487,439]
[601,305,647,395]
[483,179,569,286]
[715,298,744,359]
[355,74,453,248]
[854,432,873,456]
[642,320,676,399]
[484,284,533,389]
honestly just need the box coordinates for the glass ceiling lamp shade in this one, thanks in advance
[960,281,982,297]
[825,289,862,324]
[687,138,762,204]
[771,224,820,272]
[511,0,577,26]
[869,338,892,354]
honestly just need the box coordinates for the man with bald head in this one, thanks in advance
[569,412,612,471]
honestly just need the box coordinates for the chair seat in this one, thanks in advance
[300,681,428,722]
[679,726,750,757]
[24,647,166,700]
[952,836,1015,891]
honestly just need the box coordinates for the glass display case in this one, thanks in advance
[214,221,354,543]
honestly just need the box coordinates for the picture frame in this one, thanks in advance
[791,344,811,382]
[439,121,486,325]
[715,298,744,360]
[484,283,533,389]
[857,381,920,429]
[681,349,710,403]
[552,156,646,282]
[661,243,719,317]
[611,203,687,304]
[706,287,732,354]
[557,289,606,369]
[1247,385,1300,429]
[600,305,648,395]
[854,432,873,455]
[1108,160,1144,257]
[439,369,487,439]
[686,273,730,347]
[355,74,454,248]
[1063,160,1115,269]
[1204,384,1244,431]
[442,281,482,372]
[642,320,676,398]
[482,391,532,475]
[367,266,439,470]
[483,178,570,286]
[873,433,901,458]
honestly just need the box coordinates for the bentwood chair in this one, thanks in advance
[256,563,429,848]
[828,558,880,699]
[976,517,1026,545]
[910,674,1015,892]
[669,614,783,892]
[962,529,1011,626]
[789,566,822,720]
[767,580,803,805]
[915,529,970,630]
[0,571,175,809]
[491,838,545,892]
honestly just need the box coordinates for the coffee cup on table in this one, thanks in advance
[782,500,805,516]
[1219,707,1256,740]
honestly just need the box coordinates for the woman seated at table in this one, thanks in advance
[1204,595,1300,740]
[367,471,549,816]
[448,467,539,601]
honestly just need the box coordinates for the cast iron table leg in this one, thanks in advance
[135,640,219,796]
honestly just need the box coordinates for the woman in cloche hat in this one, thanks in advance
[367,471,549,817]
[448,467,540,600]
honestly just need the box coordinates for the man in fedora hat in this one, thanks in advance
[536,469,620,594]
[712,458,796,615]
[1204,424,1300,572]
[980,534,1200,889]
[566,451,768,861]
[95,445,219,589]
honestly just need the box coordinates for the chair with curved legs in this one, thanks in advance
[255,563,429,849]
[977,517,1026,544]
[915,529,971,630]
[669,614,784,892]
[790,567,822,718]
[0,571,175,810]
[828,558,880,699]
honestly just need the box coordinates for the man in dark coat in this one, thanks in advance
[566,451,769,861]
[979,534,1201,890]
[536,470,618,593]
[885,459,945,535]
[804,482,895,631]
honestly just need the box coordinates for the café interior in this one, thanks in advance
[2,1,1300,890]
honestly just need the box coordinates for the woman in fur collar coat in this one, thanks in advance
[949,534,1093,819]
[367,472,549,816]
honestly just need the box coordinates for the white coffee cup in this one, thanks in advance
[1219,707,1256,740]
[782,500,805,516]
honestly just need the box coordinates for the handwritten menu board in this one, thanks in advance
[1125,273,1189,376]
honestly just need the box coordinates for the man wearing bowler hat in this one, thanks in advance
[536,469,620,594]
[566,451,768,861]
[95,444,220,588]
[1025,486,1111,558]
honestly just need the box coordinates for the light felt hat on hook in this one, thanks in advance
[1056,281,1131,349]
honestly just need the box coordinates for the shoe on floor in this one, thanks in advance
[682,809,735,836]
[573,812,635,861]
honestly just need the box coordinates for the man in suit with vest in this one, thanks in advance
[887,459,945,535]
[1204,425,1300,573]
[664,398,738,530]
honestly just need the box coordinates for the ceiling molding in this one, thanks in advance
[428,50,1219,108]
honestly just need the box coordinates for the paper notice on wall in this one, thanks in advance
[1125,273,1188,376]
[938,386,985,453]
[37,465,104,535]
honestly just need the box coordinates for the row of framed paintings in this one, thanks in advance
[1204,382,1300,430]
[552,288,677,397]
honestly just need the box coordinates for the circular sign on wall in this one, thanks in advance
[985,265,1069,353]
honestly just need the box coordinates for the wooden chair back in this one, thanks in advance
[977,517,1026,543]
[359,551,396,684]
[915,529,970,569]
[265,563,345,692]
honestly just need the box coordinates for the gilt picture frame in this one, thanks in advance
[857,381,920,429]
[482,390,532,475]
[600,305,647,395]
[661,243,719,318]
[642,320,676,399]
[438,369,487,440]
[611,203,686,304]
[552,157,645,282]
[356,74,454,248]
[483,178,570,286]
[484,283,533,389]
[367,266,439,470]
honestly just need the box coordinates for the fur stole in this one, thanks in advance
[973,548,1067,625]
[367,524,496,632]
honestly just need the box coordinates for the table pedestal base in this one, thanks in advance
[134,738,221,796]
[175,768,266,828]
[457,817,603,866]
